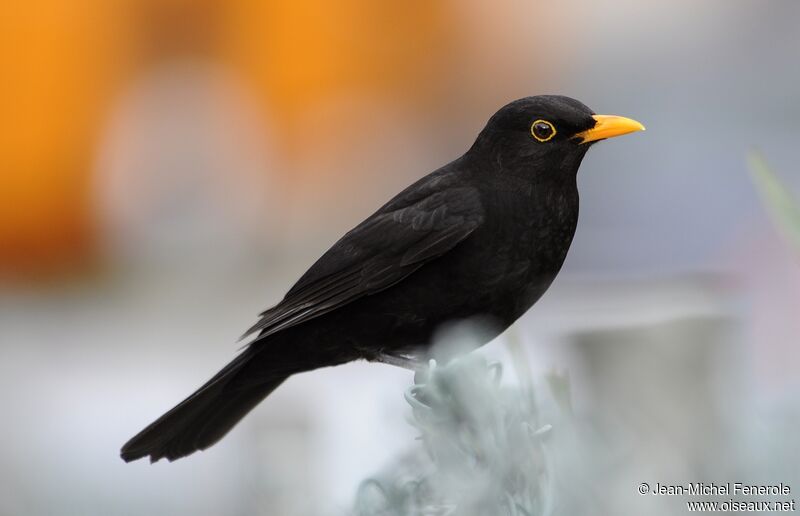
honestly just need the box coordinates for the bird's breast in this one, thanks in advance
[467,181,579,324]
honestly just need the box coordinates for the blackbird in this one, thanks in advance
[121,95,644,462]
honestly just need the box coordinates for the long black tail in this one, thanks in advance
[120,348,287,463]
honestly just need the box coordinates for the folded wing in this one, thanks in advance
[242,184,484,342]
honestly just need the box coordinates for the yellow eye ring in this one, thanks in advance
[531,119,556,142]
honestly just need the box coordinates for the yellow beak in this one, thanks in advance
[576,115,645,144]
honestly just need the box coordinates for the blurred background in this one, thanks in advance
[1,0,799,514]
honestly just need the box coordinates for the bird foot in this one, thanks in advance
[375,353,425,371]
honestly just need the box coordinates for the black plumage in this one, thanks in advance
[121,95,643,462]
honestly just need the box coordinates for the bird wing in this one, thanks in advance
[242,183,484,341]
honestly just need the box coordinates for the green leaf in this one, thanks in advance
[748,150,800,254]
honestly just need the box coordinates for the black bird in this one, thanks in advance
[121,95,644,462]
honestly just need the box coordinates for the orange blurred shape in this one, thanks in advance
[0,0,455,278]
[0,0,134,278]
[220,0,453,152]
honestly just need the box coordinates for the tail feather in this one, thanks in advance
[121,349,287,463]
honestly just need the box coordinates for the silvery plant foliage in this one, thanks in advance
[353,351,572,516]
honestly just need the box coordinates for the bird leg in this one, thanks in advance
[374,352,424,371]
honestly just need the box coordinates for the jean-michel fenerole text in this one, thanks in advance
[651,483,791,496]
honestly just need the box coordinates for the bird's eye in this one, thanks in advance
[531,120,556,142]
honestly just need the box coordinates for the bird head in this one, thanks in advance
[469,95,644,177]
